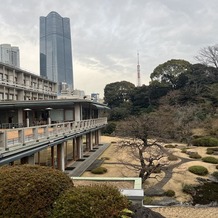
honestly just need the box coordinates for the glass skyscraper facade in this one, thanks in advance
[0,44,20,68]
[40,11,73,93]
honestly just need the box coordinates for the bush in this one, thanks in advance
[189,153,202,159]
[202,156,218,164]
[182,184,196,195]
[52,184,130,218]
[101,156,110,160]
[152,166,162,174]
[102,122,117,135]
[211,171,218,180]
[164,189,175,197]
[192,136,218,147]
[188,165,208,176]
[143,196,153,204]
[0,165,73,217]
[206,149,214,154]
[91,166,107,174]
[165,144,176,148]
[216,165,218,169]
[181,148,187,153]
[168,154,178,161]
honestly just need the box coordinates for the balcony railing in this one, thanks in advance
[0,117,107,153]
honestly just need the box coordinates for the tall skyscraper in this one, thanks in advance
[40,11,74,93]
[0,44,20,68]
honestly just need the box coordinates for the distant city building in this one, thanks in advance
[0,44,20,68]
[40,11,74,93]
[91,93,99,102]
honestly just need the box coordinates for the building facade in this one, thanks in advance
[40,11,74,93]
[0,44,20,68]
[0,62,57,101]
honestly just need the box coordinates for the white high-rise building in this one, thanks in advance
[0,44,20,68]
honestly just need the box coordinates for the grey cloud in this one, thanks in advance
[1,0,218,96]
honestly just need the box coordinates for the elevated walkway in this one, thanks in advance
[67,143,110,176]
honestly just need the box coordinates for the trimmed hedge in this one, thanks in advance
[164,189,175,197]
[189,153,202,159]
[91,166,108,174]
[202,156,218,164]
[168,154,178,161]
[206,147,218,154]
[192,136,218,147]
[182,184,196,195]
[52,184,130,218]
[188,165,208,176]
[0,165,73,217]
[212,171,218,180]
[165,144,176,148]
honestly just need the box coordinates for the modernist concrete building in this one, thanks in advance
[40,11,74,93]
[0,44,20,68]
[0,62,57,101]
[0,98,108,170]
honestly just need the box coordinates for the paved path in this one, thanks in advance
[144,156,195,195]
[67,143,110,177]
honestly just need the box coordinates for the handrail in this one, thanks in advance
[0,117,107,152]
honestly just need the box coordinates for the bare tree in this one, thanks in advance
[116,112,173,184]
[195,45,218,68]
[115,105,202,184]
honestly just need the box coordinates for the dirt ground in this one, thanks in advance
[85,136,218,218]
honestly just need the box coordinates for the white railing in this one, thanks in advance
[0,117,107,152]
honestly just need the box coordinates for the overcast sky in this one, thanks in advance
[1,0,218,97]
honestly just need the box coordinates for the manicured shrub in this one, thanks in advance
[101,156,110,160]
[206,149,214,154]
[165,144,176,148]
[168,154,178,161]
[192,136,218,147]
[211,171,218,180]
[52,184,130,218]
[188,165,208,176]
[164,189,175,197]
[91,166,107,174]
[181,148,187,153]
[152,166,162,174]
[143,196,153,204]
[0,165,73,218]
[182,184,196,195]
[202,156,218,164]
[189,152,202,159]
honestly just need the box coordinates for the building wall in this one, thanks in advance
[0,63,57,101]
[40,11,74,93]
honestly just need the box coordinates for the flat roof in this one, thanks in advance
[0,99,110,110]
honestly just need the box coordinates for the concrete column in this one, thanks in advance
[73,138,77,160]
[28,154,35,165]
[87,132,93,150]
[51,146,55,168]
[76,136,82,159]
[90,132,93,150]
[95,131,99,145]
[98,130,101,144]
[65,141,68,162]
[57,143,65,171]
[18,109,23,125]
[21,154,35,165]
[37,151,40,165]
[85,133,89,151]
[74,104,81,121]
